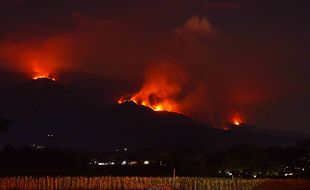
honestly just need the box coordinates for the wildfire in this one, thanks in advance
[233,120,241,126]
[33,74,56,81]
[118,62,185,113]
[31,64,57,81]
[118,96,179,112]
[232,112,243,126]
[118,62,246,129]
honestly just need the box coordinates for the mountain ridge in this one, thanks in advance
[0,78,305,151]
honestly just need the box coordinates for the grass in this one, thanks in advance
[0,176,264,190]
[0,176,309,190]
[253,179,310,190]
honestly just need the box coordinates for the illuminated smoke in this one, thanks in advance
[118,61,187,113]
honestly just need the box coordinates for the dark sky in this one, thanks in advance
[0,0,309,133]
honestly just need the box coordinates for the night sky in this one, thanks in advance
[0,0,309,134]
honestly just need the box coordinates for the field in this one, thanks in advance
[0,176,309,190]
[0,176,262,190]
[253,179,310,190]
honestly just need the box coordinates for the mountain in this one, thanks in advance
[0,78,305,151]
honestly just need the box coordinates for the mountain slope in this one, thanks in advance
[0,79,304,151]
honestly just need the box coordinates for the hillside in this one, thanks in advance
[0,78,303,151]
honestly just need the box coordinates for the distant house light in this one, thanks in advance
[284,173,293,176]
[121,161,127,165]
[225,171,232,176]
[98,162,109,166]
[144,161,150,165]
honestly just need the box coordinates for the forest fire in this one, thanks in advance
[32,66,56,81]
[118,62,246,129]
[232,112,243,126]
[234,120,241,126]
[118,63,185,113]
[32,67,56,81]
[118,96,179,112]
[33,74,56,81]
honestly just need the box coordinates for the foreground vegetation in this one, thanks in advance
[253,179,310,190]
[0,176,264,190]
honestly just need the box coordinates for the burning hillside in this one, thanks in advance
[118,62,244,129]
[33,74,56,81]
[32,67,56,81]
[118,62,186,113]
[32,63,57,81]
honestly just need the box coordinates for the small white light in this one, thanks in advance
[284,173,293,176]
[144,161,150,165]
[121,161,127,165]
[98,162,109,166]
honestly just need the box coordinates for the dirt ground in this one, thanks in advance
[253,179,310,190]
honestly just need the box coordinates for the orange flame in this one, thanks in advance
[118,90,180,113]
[118,62,246,129]
[33,74,56,81]
[32,65,56,81]
[232,111,243,126]
[0,36,71,82]
[118,62,185,113]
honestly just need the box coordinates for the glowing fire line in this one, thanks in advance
[33,74,56,81]
[118,97,177,112]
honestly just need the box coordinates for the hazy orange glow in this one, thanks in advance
[0,35,74,83]
[234,120,241,126]
[31,62,57,81]
[232,112,243,126]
